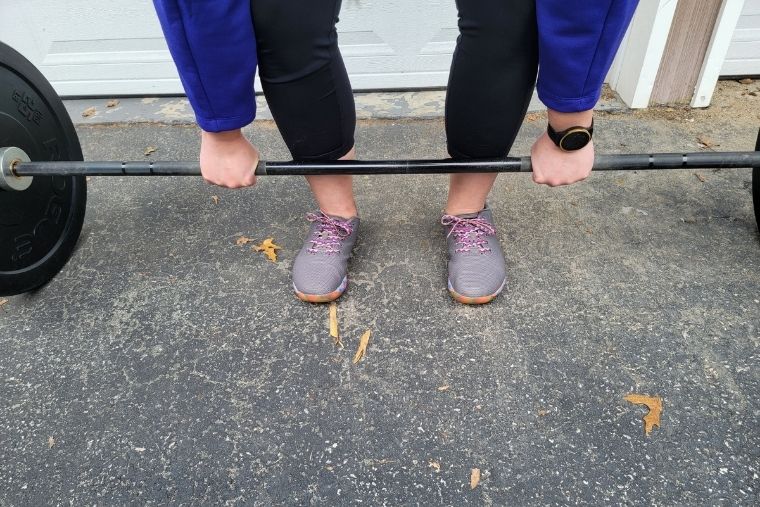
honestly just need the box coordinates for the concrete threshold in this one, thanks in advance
[64,87,627,126]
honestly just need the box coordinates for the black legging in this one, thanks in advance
[252,0,538,161]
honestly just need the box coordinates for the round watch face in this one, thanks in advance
[559,129,592,151]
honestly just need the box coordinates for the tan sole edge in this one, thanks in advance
[448,289,497,305]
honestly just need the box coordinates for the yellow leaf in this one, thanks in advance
[624,394,663,435]
[0,298,8,308]
[144,146,157,156]
[81,106,97,118]
[429,460,441,473]
[329,302,342,348]
[106,99,120,108]
[252,238,281,262]
[352,329,371,364]
[470,468,481,489]
[211,195,220,205]
[235,236,254,246]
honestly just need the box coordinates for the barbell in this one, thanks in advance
[1,40,759,297]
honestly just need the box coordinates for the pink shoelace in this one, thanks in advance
[441,214,496,254]
[306,212,354,254]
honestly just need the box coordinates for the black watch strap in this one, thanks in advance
[547,119,594,151]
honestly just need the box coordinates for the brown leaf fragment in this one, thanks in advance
[470,468,481,489]
[524,112,542,123]
[538,409,550,417]
[437,385,450,392]
[235,235,254,246]
[81,106,97,118]
[329,302,342,348]
[694,173,706,183]
[739,78,753,85]
[47,436,55,448]
[144,146,157,156]
[624,394,663,435]
[697,135,716,149]
[252,238,281,262]
[0,299,8,308]
[352,329,371,364]
[106,99,120,108]
[211,195,220,205]
[429,460,441,473]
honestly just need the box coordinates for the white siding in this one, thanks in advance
[722,0,760,76]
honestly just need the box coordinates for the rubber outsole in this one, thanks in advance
[447,277,506,305]
[294,276,348,303]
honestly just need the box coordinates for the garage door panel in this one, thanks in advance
[722,0,760,75]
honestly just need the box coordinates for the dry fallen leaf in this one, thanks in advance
[235,236,254,246]
[739,78,753,85]
[352,329,371,364]
[47,436,55,449]
[697,135,717,149]
[106,99,120,108]
[252,238,281,262]
[429,460,441,473]
[538,409,550,417]
[329,302,342,348]
[694,173,706,183]
[144,146,157,157]
[211,195,220,205]
[524,112,543,123]
[0,299,8,308]
[624,394,663,435]
[437,385,450,392]
[470,468,481,489]
[81,106,97,118]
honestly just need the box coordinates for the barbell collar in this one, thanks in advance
[0,147,33,191]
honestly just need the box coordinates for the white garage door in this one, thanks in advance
[722,0,760,76]
[0,0,459,97]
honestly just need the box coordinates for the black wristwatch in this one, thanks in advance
[547,119,594,151]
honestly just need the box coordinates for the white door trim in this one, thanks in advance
[692,0,746,108]
[607,0,679,109]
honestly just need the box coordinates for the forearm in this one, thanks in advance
[547,109,593,130]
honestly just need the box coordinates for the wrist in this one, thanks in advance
[202,129,244,143]
[547,109,593,131]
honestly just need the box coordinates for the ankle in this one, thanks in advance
[320,203,358,220]
[444,206,484,216]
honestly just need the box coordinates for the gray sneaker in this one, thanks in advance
[292,211,359,303]
[441,207,506,304]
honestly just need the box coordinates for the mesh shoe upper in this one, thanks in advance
[292,211,359,295]
[442,207,506,298]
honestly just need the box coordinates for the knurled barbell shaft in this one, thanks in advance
[8,151,760,177]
